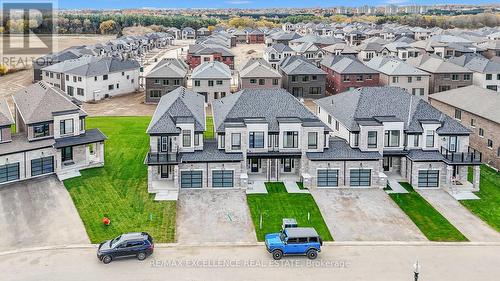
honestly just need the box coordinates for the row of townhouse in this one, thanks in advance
[186,43,235,70]
[0,82,106,186]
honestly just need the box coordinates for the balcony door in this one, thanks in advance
[61,147,73,162]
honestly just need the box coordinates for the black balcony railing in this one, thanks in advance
[440,146,482,164]
[146,152,179,164]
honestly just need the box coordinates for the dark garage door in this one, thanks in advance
[31,156,55,177]
[0,163,20,183]
[212,170,234,188]
[181,171,203,188]
[317,169,338,187]
[418,170,439,188]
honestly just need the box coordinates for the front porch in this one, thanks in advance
[246,156,302,183]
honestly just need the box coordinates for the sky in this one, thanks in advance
[56,0,494,10]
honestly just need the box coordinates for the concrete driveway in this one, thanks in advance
[418,189,500,242]
[311,189,426,241]
[0,176,89,251]
[176,189,256,244]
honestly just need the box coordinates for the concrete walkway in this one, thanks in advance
[386,179,409,194]
[283,181,310,194]
[417,189,500,242]
[246,180,267,194]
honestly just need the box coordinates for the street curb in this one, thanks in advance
[2,241,500,256]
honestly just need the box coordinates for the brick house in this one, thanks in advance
[247,29,265,44]
[279,55,327,99]
[186,44,235,70]
[238,58,281,90]
[145,58,188,103]
[429,85,500,170]
[321,55,379,95]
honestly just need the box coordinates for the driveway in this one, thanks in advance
[311,189,426,241]
[0,176,89,251]
[417,189,500,242]
[176,190,256,244]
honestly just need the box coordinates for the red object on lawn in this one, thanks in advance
[102,217,111,226]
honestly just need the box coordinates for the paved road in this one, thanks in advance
[1,244,499,281]
[418,189,500,242]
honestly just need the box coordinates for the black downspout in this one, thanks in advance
[206,162,209,188]
[343,160,346,186]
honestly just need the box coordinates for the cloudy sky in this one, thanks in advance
[57,0,492,9]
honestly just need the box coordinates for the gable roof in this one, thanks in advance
[407,54,471,74]
[365,56,429,76]
[239,58,281,78]
[321,55,378,74]
[191,61,232,79]
[212,88,327,132]
[147,87,205,134]
[12,81,86,125]
[447,54,500,73]
[42,55,140,77]
[279,55,326,75]
[429,85,500,124]
[0,100,14,127]
[147,58,188,78]
[314,86,470,135]
[265,43,293,53]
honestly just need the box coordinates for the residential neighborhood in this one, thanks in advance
[1,3,500,280]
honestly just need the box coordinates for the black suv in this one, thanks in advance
[97,232,154,264]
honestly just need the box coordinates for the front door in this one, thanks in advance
[160,165,169,178]
[383,157,392,171]
[283,158,292,173]
[61,147,73,162]
[251,159,259,173]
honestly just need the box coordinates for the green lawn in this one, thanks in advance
[204,116,214,139]
[64,116,176,243]
[246,182,333,241]
[461,165,500,232]
[389,183,467,241]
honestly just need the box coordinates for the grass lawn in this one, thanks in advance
[64,116,176,243]
[461,165,500,232]
[389,183,467,241]
[246,182,333,241]
[204,116,214,139]
[296,182,305,190]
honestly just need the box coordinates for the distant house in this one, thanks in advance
[380,42,420,61]
[196,27,211,39]
[33,49,83,82]
[145,58,189,103]
[182,27,196,40]
[448,54,500,92]
[279,55,327,99]
[247,29,265,44]
[320,55,379,95]
[267,32,302,46]
[232,29,247,44]
[365,56,430,100]
[290,42,325,66]
[264,43,294,69]
[356,42,384,62]
[238,58,281,90]
[476,40,500,59]
[191,61,232,103]
[0,81,107,185]
[41,55,140,102]
[186,44,235,70]
[407,54,473,94]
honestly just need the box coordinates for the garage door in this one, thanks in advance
[317,169,338,187]
[350,169,371,187]
[181,171,203,188]
[418,170,439,188]
[212,170,234,188]
[31,156,55,177]
[0,163,20,184]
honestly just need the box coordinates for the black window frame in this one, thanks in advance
[367,131,377,148]
[418,170,439,188]
[212,170,234,188]
[384,130,400,147]
[249,132,264,148]
[308,132,318,149]
[31,156,54,177]
[317,169,339,187]
[33,123,50,138]
[0,163,20,183]
[283,131,299,148]
[231,133,241,150]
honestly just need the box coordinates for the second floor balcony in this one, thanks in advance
[146,151,180,165]
[440,146,482,164]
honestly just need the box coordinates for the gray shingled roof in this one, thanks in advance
[0,100,14,127]
[213,88,327,132]
[53,128,107,149]
[314,86,470,135]
[147,58,188,78]
[43,55,140,77]
[307,137,382,161]
[279,55,326,75]
[180,140,243,162]
[407,54,471,74]
[191,61,232,79]
[366,57,429,76]
[406,149,445,162]
[147,87,205,134]
[239,58,281,78]
[265,43,293,53]
[13,81,86,125]
[448,54,500,73]
[321,55,378,74]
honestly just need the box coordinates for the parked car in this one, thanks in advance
[265,227,322,260]
[97,232,154,264]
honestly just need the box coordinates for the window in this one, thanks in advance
[61,147,73,162]
[454,109,462,120]
[31,156,54,177]
[194,80,200,87]
[479,128,484,137]
[249,132,264,148]
[451,74,459,81]
[0,163,20,183]
[392,76,399,83]
[160,136,168,152]
[384,130,400,147]
[328,115,332,124]
[33,123,50,138]
[116,83,119,89]
[350,169,371,187]
[212,170,234,188]
[122,72,125,76]
[342,75,350,82]
[180,171,202,188]
[463,74,471,81]
[77,88,84,96]
[174,79,180,86]
[272,79,279,85]
[60,119,74,135]
[308,132,318,149]
[182,130,191,147]
[219,134,225,148]
[258,79,265,85]
[149,90,161,98]
[312,75,317,81]
[291,76,297,82]
[108,84,114,90]
[413,135,419,147]
[353,133,359,147]
[418,170,439,188]
[449,136,457,152]
[317,169,338,187]
[231,133,241,150]
[65,75,69,81]
[94,77,98,81]
[67,86,74,96]
[73,76,76,82]
[426,130,435,147]
[412,88,424,96]
[302,76,309,82]
[335,121,339,131]
[162,79,169,85]
[486,74,492,80]
[103,74,108,80]
[487,139,493,149]
[407,76,413,83]
[283,131,298,148]
[216,80,223,85]
[356,75,363,82]
[438,85,451,92]
[208,81,214,87]
[470,118,476,127]
[194,134,200,146]
[486,85,498,91]
[416,76,422,81]
[310,87,321,95]
[367,131,377,148]
[250,79,256,84]
[497,74,500,80]
[80,118,85,131]
[366,74,372,80]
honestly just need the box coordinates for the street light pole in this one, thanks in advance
[413,261,421,281]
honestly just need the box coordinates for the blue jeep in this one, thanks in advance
[265,227,322,260]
